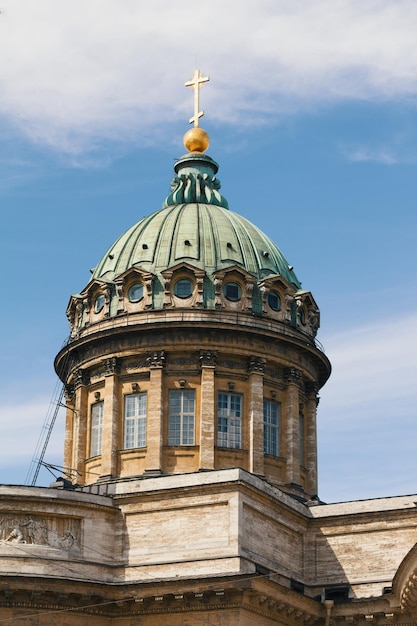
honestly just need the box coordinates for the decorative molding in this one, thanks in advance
[163,171,228,209]
[170,356,196,367]
[125,358,149,372]
[264,367,282,380]
[217,359,244,370]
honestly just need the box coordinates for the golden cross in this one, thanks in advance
[185,69,210,127]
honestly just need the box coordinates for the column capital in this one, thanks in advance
[104,356,121,376]
[305,381,320,405]
[199,350,217,367]
[247,356,266,374]
[284,366,302,386]
[147,350,166,368]
[64,384,75,403]
[74,368,90,389]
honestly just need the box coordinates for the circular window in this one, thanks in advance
[128,283,144,302]
[268,291,281,311]
[174,278,193,298]
[223,282,242,301]
[94,294,105,313]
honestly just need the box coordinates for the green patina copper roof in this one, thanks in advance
[91,152,301,288]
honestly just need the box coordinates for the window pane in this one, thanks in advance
[299,412,305,465]
[263,399,280,457]
[90,402,103,457]
[94,294,105,313]
[174,279,193,298]
[217,392,242,449]
[128,283,144,302]
[124,393,147,449]
[223,282,241,301]
[268,291,281,311]
[169,389,195,445]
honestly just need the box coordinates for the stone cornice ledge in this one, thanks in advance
[104,468,312,516]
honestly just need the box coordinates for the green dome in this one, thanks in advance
[92,153,301,289]
[66,150,321,339]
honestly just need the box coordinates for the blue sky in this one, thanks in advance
[0,0,416,502]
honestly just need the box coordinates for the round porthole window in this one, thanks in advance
[268,291,281,311]
[174,278,193,298]
[128,283,144,302]
[223,282,242,301]
[94,294,105,313]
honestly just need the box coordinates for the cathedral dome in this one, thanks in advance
[91,152,301,290]
[66,150,316,337]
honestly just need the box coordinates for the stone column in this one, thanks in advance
[283,367,302,487]
[305,381,319,497]
[199,351,217,470]
[145,351,166,474]
[100,357,120,480]
[73,368,89,484]
[63,384,75,477]
[248,356,266,476]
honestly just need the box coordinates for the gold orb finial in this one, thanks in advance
[183,127,210,153]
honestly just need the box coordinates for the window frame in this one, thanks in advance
[124,392,147,449]
[263,398,281,457]
[128,282,144,303]
[267,290,281,312]
[217,391,243,449]
[173,278,194,299]
[168,389,196,445]
[299,411,305,465]
[94,293,105,314]
[90,401,104,457]
[223,281,242,302]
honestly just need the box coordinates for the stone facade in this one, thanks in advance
[1,474,417,623]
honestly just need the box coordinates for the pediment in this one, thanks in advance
[294,289,319,310]
[78,278,112,298]
[161,261,206,279]
[258,273,293,292]
[213,264,255,282]
[113,266,154,284]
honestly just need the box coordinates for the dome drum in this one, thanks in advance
[56,314,328,499]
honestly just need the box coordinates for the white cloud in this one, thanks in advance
[317,314,417,501]
[320,313,417,415]
[1,0,417,154]
[342,146,399,164]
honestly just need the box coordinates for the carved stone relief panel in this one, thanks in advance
[0,514,81,552]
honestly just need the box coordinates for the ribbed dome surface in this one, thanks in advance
[92,202,300,288]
